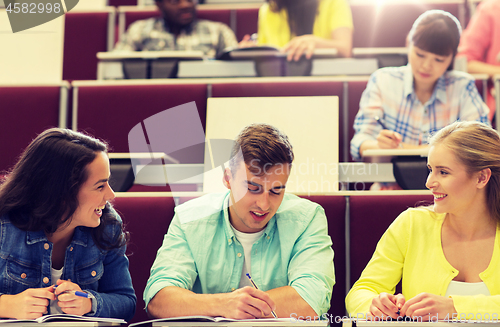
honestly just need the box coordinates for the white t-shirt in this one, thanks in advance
[231,225,265,289]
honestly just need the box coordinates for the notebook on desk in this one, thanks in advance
[351,319,500,327]
[0,314,125,326]
[130,316,328,327]
[217,46,281,60]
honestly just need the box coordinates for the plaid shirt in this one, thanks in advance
[114,17,238,58]
[350,65,490,161]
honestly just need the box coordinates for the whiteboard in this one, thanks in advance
[203,96,339,193]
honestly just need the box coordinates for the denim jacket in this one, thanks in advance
[0,212,136,321]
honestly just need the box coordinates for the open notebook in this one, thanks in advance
[0,314,125,325]
[130,316,327,327]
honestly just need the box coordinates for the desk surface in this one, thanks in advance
[362,148,429,157]
[97,51,204,60]
[152,320,327,327]
[348,320,500,327]
[0,322,122,327]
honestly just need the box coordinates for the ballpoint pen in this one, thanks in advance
[245,273,278,318]
[374,116,388,130]
[53,285,95,299]
[374,116,403,148]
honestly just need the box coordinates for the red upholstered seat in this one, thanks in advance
[73,82,208,162]
[235,7,259,41]
[113,196,179,323]
[64,11,113,80]
[0,85,66,174]
[109,0,137,6]
[349,194,434,287]
[299,195,347,322]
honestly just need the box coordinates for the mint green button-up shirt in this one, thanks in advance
[144,192,335,316]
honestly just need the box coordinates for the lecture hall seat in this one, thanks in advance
[300,195,347,323]
[72,81,208,162]
[113,195,178,323]
[235,7,259,41]
[0,83,68,174]
[63,9,115,80]
[348,194,434,287]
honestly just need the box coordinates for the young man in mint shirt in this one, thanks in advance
[145,123,335,319]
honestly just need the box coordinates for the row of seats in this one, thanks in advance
[1,76,487,175]
[113,191,434,324]
[64,0,468,80]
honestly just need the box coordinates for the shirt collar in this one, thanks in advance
[404,64,448,104]
[222,192,277,245]
[403,64,414,98]
[160,16,195,34]
[433,73,448,104]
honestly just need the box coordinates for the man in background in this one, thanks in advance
[114,0,238,58]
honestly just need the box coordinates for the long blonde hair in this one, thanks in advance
[429,121,500,222]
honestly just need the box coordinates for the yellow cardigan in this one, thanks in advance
[346,207,500,317]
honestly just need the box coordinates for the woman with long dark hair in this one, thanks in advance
[0,128,136,320]
[351,10,489,162]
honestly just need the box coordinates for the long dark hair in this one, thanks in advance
[268,0,319,37]
[0,128,128,250]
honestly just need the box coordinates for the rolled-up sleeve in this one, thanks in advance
[288,206,335,316]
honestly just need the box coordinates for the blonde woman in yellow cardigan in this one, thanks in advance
[346,121,500,320]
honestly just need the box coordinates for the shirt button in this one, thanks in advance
[69,247,73,251]
[21,273,26,279]
[267,236,270,240]
[44,243,49,250]
[231,288,236,291]
[43,277,49,284]
[237,253,242,258]
[91,271,97,277]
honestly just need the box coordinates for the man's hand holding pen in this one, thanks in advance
[217,286,276,320]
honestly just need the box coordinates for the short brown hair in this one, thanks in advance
[229,123,294,175]
[409,10,461,70]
